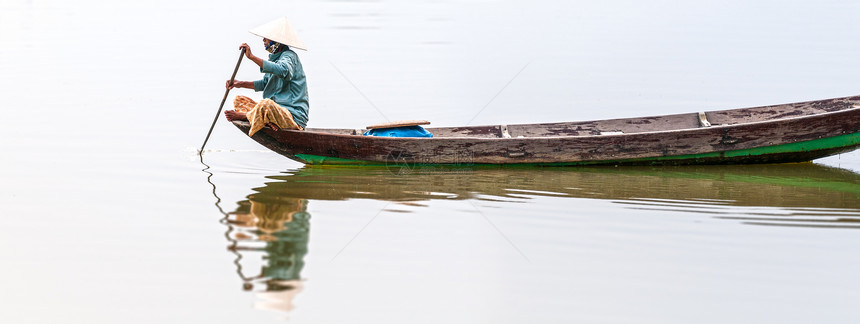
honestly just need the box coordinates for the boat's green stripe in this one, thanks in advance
[294,132,860,166]
[590,132,860,165]
[294,154,372,165]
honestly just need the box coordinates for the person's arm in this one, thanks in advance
[239,43,264,68]
[260,54,295,79]
[225,80,255,89]
[252,77,267,91]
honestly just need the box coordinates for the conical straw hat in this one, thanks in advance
[249,17,307,51]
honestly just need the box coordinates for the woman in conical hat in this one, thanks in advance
[225,17,310,135]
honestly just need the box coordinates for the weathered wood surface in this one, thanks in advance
[366,120,430,129]
[233,95,860,165]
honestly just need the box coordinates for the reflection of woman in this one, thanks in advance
[226,196,310,314]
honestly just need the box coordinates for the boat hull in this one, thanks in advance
[232,96,860,166]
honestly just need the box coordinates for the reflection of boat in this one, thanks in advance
[250,163,860,228]
[255,163,860,208]
[233,96,860,166]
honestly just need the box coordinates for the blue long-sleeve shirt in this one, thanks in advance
[253,49,310,128]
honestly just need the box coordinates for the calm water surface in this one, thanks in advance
[1,0,859,323]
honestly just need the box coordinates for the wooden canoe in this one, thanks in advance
[232,95,860,166]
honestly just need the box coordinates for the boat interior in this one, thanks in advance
[304,97,860,139]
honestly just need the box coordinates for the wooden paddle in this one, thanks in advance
[199,47,246,154]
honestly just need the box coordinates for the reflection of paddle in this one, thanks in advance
[199,47,247,154]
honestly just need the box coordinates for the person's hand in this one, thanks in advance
[239,42,264,68]
[226,80,248,89]
[240,43,253,59]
